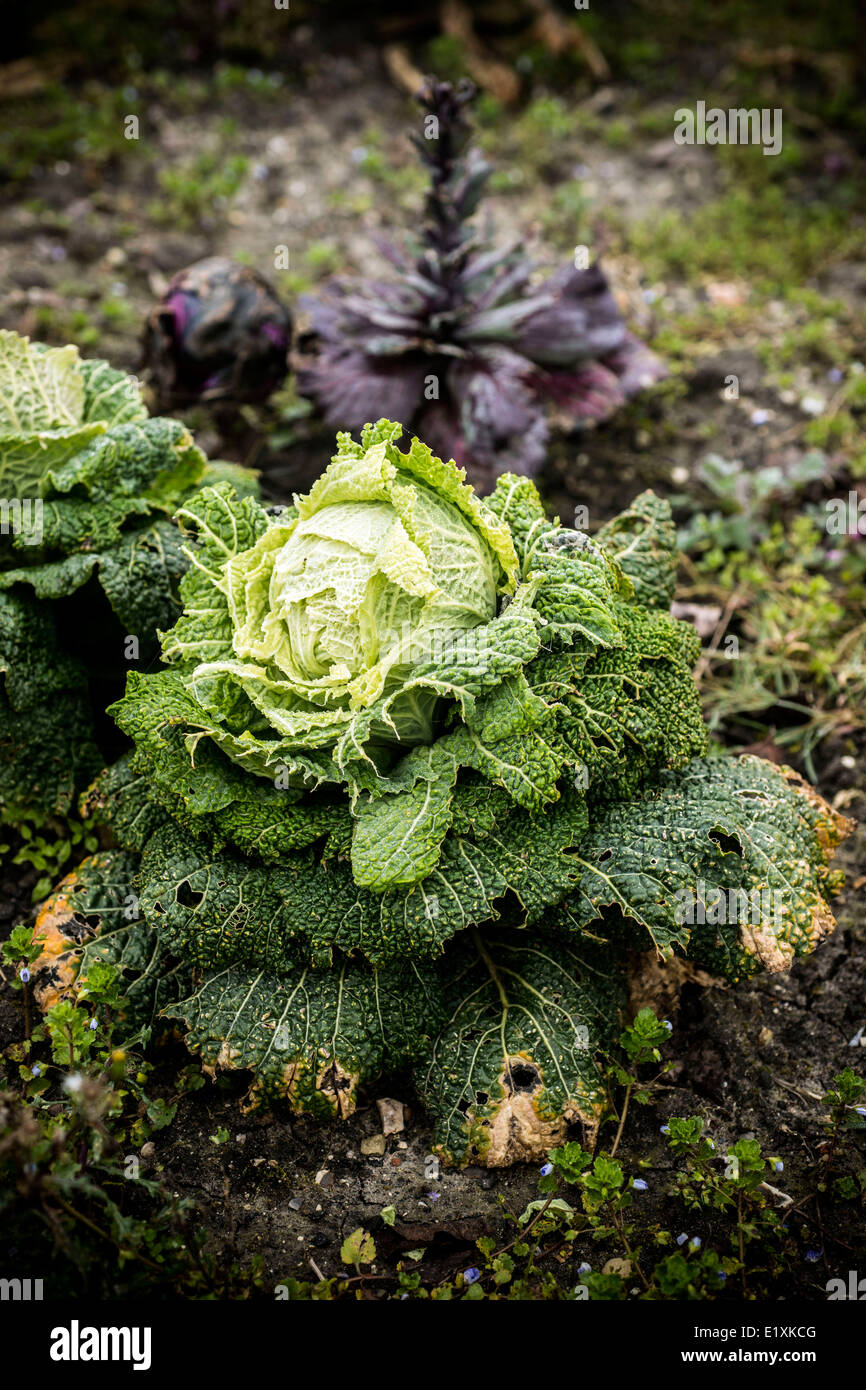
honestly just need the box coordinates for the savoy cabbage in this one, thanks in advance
[0,331,255,817]
[33,419,852,1166]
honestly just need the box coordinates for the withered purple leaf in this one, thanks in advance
[143,256,292,410]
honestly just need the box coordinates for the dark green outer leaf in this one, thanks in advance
[484,473,557,572]
[419,929,626,1167]
[30,848,190,1034]
[82,755,174,855]
[554,754,852,970]
[164,956,446,1116]
[0,589,99,814]
[132,785,591,969]
[596,490,678,610]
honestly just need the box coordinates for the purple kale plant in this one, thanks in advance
[143,256,292,411]
[296,78,665,482]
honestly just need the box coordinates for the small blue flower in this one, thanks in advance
[577,1262,591,1276]
[689,1237,702,1250]
[707,1140,715,1150]
[827,367,843,383]
[855,1107,866,1117]
[31,1065,41,1076]
[717,1271,727,1282]
[540,1162,554,1176]
[750,408,770,426]
[662,1020,673,1032]
[805,1249,822,1263]
[19,968,31,983]
[464,1267,481,1285]
[772,1159,784,1172]
[660,1124,670,1135]
[89,1018,98,1031]
[676,1232,688,1246]
[427,1192,440,1201]
[632,1178,648,1191]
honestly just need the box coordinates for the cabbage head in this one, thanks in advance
[201,422,516,750]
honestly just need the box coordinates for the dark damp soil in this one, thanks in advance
[1,5,865,1298]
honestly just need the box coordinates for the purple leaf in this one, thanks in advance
[601,332,668,395]
[530,361,626,424]
[510,265,627,366]
[296,349,428,431]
